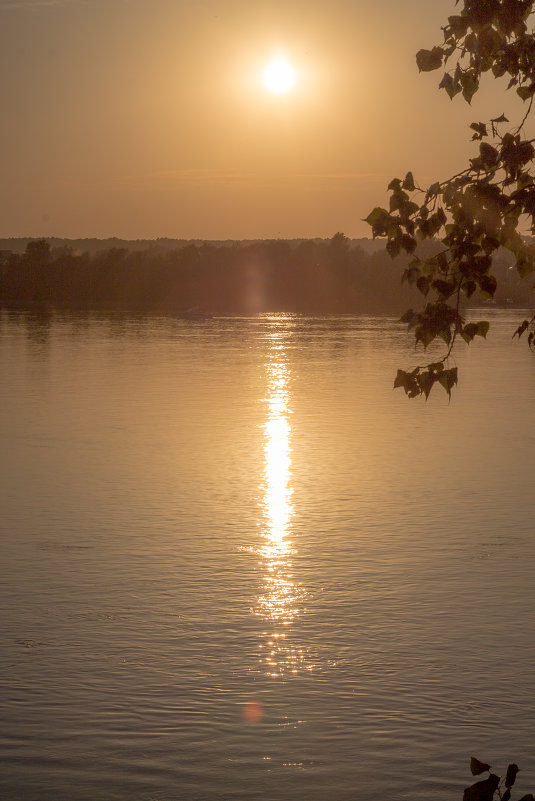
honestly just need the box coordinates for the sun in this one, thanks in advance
[262,57,296,94]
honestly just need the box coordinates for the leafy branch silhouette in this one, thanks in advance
[464,758,533,801]
[367,0,535,398]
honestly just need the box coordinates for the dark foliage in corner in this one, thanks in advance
[464,758,532,801]
[367,0,535,398]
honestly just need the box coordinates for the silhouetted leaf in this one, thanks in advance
[418,369,436,399]
[503,790,511,801]
[416,47,443,72]
[462,280,477,298]
[479,142,499,165]
[463,774,500,801]
[393,368,421,398]
[364,207,387,225]
[436,251,449,272]
[482,236,500,255]
[438,326,452,345]
[438,367,458,398]
[364,207,390,237]
[401,233,417,254]
[440,71,462,99]
[447,14,469,37]
[506,764,520,788]
[416,276,431,296]
[399,309,415,324]
[461,71,479,103]
[402,265,420,284]
[432,279,456,297]
[470,122,488,140]
[415,324,435,348]
[429,361,444,373]
[402,171,415,191]
[479,274,497,298]
[513,320,530,338]
[516,255,535,278]
[461,323,478,343]
[387,239,401,258]
[394,370,406,389]
[517,85,534,100]
[471,758,491,777]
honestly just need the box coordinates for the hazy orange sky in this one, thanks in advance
[0,0,530,240]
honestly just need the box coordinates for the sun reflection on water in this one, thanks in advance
[256,335,311,677]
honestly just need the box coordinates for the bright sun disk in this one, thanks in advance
[262,58,296,94]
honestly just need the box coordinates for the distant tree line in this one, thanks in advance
[0,233,530,315]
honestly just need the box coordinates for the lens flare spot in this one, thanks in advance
[243,700,264,723]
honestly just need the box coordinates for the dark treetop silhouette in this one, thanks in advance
[1,234,529,316]
[367,0,535,398]
[0,236,427,315]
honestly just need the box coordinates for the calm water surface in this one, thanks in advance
[1,310,534,801]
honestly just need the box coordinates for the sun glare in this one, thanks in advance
[262,57,296,94]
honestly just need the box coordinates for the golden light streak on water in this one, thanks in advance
[264,367,293,545]
[256,333,311,677]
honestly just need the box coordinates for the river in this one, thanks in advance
[1,310,534,801]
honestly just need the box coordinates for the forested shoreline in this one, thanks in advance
[0,234,531,315]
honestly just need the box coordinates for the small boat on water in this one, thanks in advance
[177,307,213,320]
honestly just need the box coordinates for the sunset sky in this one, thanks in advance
[1,0,530,240]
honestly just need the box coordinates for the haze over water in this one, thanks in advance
[1,310,535,801]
